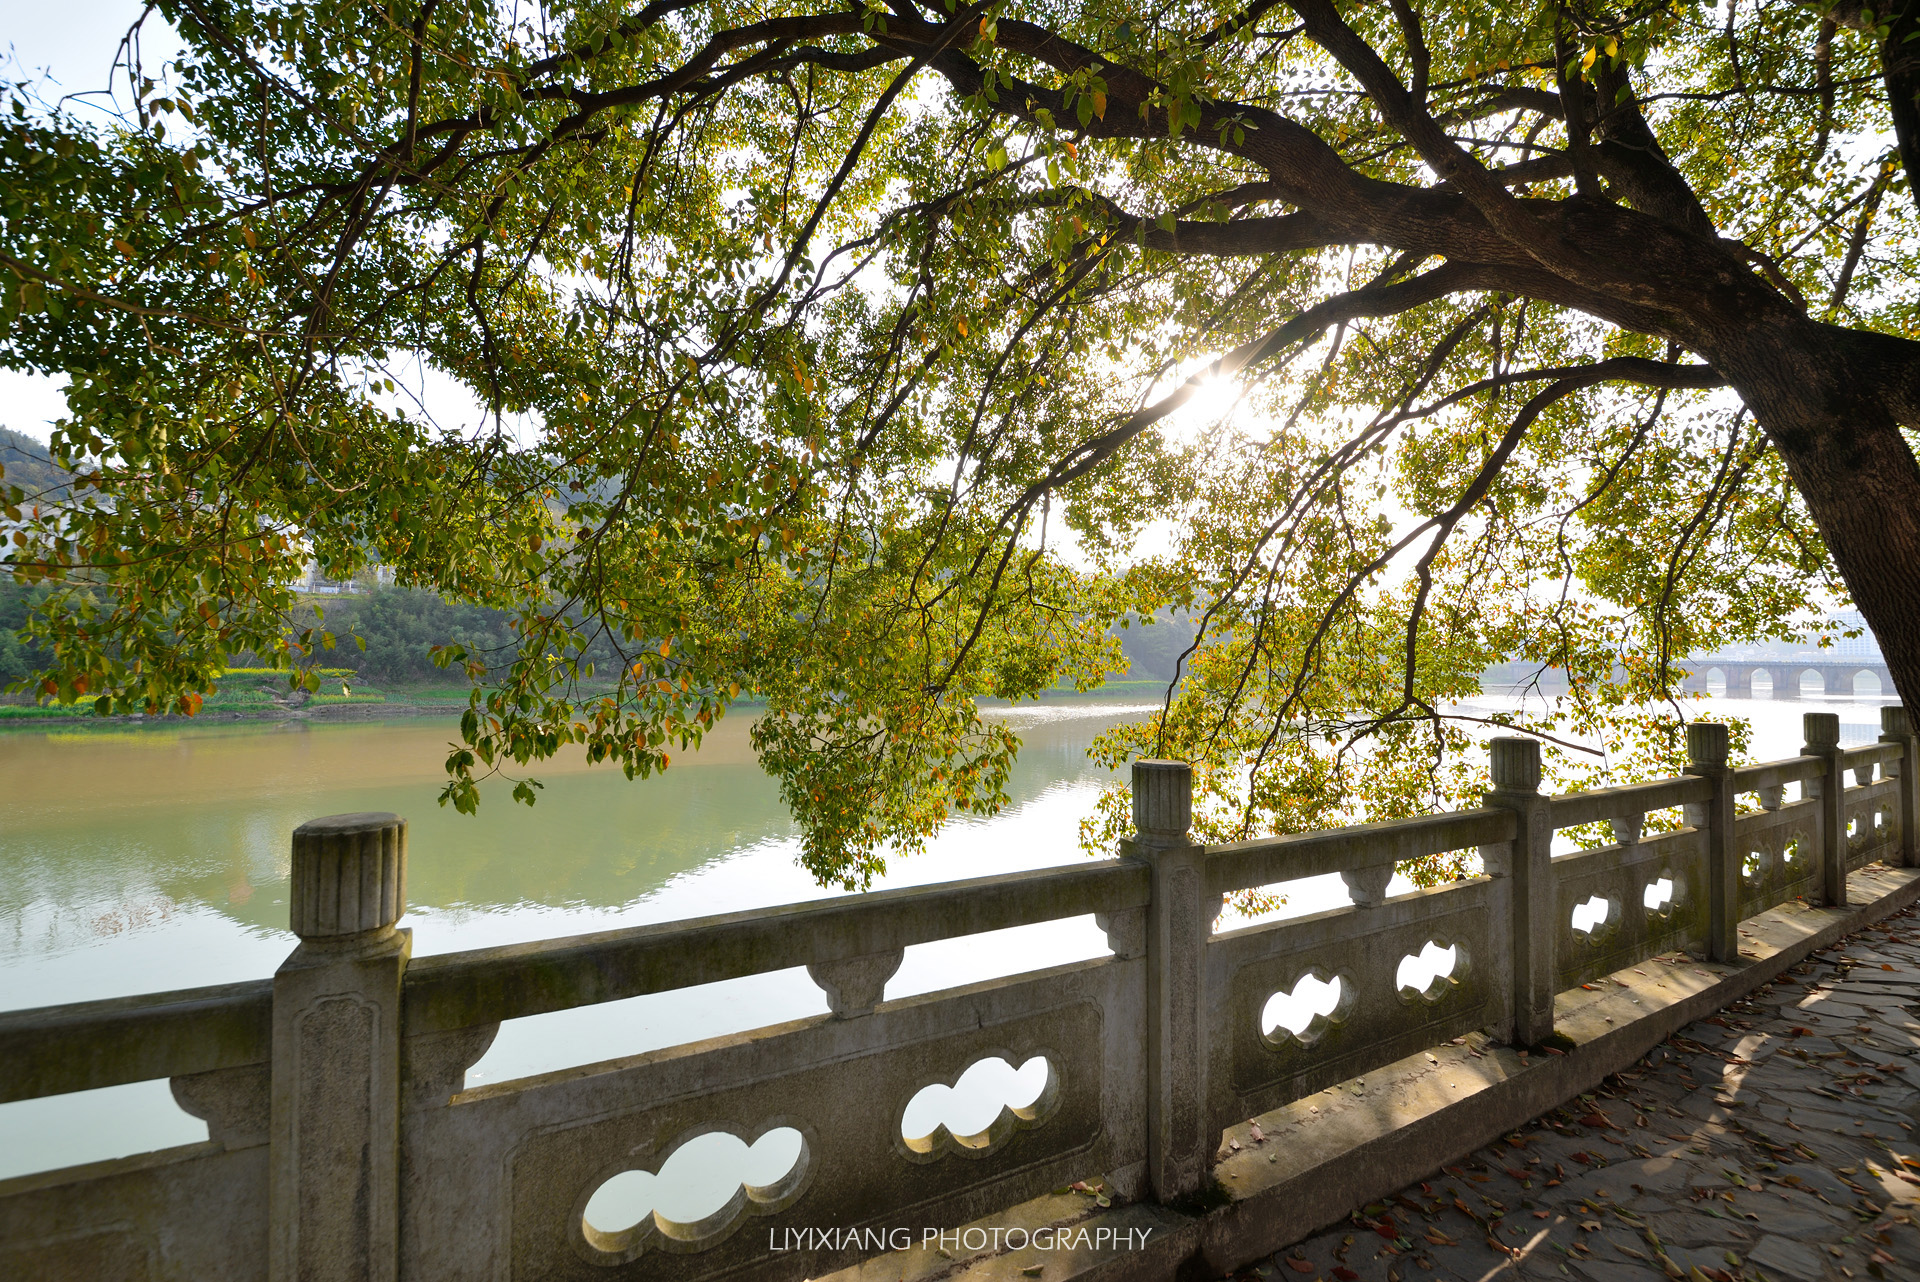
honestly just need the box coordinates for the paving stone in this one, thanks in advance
[1791,997,1878,1020]
[1743,1233,1829,1281]
[1768,1162,1861,1204]
[1725,1201,1843,1236]
[1569,1156,1695,1198]
[1819,988,1919,1013]
[1639,1208,1754,1248]
[1230,911,1920,1282]
[1568,1259,1664,1282]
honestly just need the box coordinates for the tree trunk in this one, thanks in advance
[1702,317,1920,713]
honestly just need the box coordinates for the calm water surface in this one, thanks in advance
[0,701,1153,1182]
[0,691,1890,1189]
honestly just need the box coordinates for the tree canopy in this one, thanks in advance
[4,0,1918,885]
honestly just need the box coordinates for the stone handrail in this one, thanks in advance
[4,709,1919,1282]
[1545,773,1707,829]
[1202,807,1515,894]
[0,978,271,1103]
[401,859,1151,1034]
[1730,754,1826,791]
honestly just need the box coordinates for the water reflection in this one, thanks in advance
[0,705,1146,996]
[0,702,1147,1179]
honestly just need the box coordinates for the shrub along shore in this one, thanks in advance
[2,579,1188,725]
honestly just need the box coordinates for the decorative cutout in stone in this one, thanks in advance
[896,1054,1058,1162]
[805,949,904,1017]
[1340,862,1394,908]
[1642,876,1676,914]
[1395,940,1462,1003]
[1569,895,1616,937]
[577,1124,810,1262]
[1260,970,1350,1049]
[1741,848,1771,883]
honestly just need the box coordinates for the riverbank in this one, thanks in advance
[0,678,1174,726]
[0,683,452,724]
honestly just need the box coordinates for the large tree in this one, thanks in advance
[2,0,1912,880]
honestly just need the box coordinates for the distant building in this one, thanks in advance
[1695,610,1882,663]
[296,560,395,595]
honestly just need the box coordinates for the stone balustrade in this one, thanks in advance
[4,711,1919,1281]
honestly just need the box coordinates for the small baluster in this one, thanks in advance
[1340,862,1394,908]
[806,950,905,1017]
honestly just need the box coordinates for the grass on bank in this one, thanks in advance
[0,668,389,719]
[0,675,1177,722]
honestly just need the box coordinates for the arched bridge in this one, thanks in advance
[1680,657,1893,699]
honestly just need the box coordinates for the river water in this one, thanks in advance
[0,690,1894,1206]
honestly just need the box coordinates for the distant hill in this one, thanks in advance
[0,427,71,499]
[1114,612,1198,683]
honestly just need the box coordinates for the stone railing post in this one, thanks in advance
[1881,706,1920,868]
[1125,759,1212,1204]
[1683,723,1739,963]
[269,813,410,1282]
[1484,738,1554,1046]
[1804,713,1847,907]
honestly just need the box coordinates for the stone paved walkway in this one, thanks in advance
[1231,906,1920,1282]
